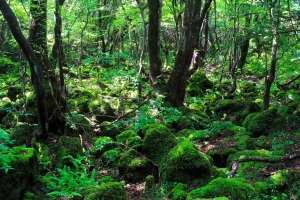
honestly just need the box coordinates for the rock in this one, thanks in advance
[0,147,37,200]
[161,141,212,183]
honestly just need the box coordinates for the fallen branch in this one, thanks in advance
[278,74,300,88]
[228,151,300,178]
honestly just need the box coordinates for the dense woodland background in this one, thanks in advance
[1,0,300,199]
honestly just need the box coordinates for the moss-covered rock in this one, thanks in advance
[7,86,22,101]
[1,112,18,128]
[56,136,85,168]
[186,70,213,97]
[161,141,212,183]
[171,107,210,130]
[125,157,154,182]
[242,108,286,136]
[9,123,33,146]
[208,148,238,168]
[187,177,255,200]
[100,121,121,139]
[0,147,37,200]
[116,130,142,150]
[66,112,92,133]
[91,136,115,157]
[227,149,282,178]
[0,98,11,122]
[82,182,126,200]
[188,130,213,142]
[142,124,177,165]
[213,99,260,125]
[169,183,187,200]
[88,99,116,123]
[101,148,121,166]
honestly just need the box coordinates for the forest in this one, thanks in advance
[0,0,300,199]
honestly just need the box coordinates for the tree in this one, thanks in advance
[0,0,48,140]
[148,0,162,85]
[263,0,280,110]
[166,0,212,106]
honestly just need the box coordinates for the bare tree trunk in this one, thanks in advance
[263,0,280,110]
[148,0,162,85]
[166,0,212,106]
[0,0,48,140]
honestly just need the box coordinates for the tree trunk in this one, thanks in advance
[166,0,212,106]
[263,1,280,110]
[148,0,162,85]
[0,0,48,140]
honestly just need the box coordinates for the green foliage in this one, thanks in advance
[47,155,97,199]
[91,136,115,157]
[0,128,15,173]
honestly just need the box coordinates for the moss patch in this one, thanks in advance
[82,182,126,200]
[142,124,177,165]
[242,108,286,136]
[0,147,37,200]
[213,99,260,125]
[161,141,212,183]
[187,177,255,200]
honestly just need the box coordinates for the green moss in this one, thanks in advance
[161,141,211,183]
[23,192,40,200]
[10,123,33,146]
[82,182,126,200]
[77,96,90,113]
[213,99,260,125]
[270,169,290,186]
[188,130,212,142]
[91,136,115,157]
[242,108,286,136]
[216,168,229,178]
[186,71,213,97]
[231,134,254,150]
[116,130,139,145]
[66,112,92,133]
[2,112,18,128]
[56,137,85,168]
[0,98,11,121]
[125,157,153,182]
[0,147,37,200]
[187,177,255,200]
[169,183,187,200]
[100,121,121,139]
[227,149,281,178]
[101,148,121,166]
[88,99,116,123]
[176,129,195,137]
[7,86,22,101]
[208,148,237,168]
[142,124,177,165]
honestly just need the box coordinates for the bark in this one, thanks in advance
[166,0,212,106]
[148,0,162,85]
[0,0,48,140]
[263,0,280,110]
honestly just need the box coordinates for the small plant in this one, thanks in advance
[46,155,97,199]
[0,128,15,173]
